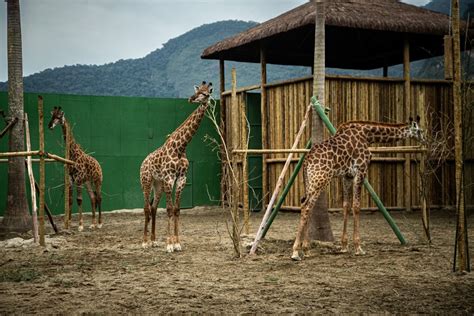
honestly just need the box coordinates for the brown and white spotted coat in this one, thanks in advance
[291,116,424,260]
[140,81,213,251]
[48,107,103,231]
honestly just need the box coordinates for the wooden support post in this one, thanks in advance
[38,96,45,246]
[444,35,454,80]
[219,59,227,206]
[260,45,268,209]
[240,82,249,235]
[24,113,38,243]
[64,121,71,229]
[230,68,241,256]
[451,0,469,272]
[403,39,412,212]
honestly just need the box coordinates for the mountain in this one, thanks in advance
[0,20,309,98]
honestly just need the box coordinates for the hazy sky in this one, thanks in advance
[0,0,430,82]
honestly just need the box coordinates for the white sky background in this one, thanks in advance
[0,0,430,82]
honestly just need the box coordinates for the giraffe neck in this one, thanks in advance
[61,120,78,156]
[360,123,410,144]
[168,101,209,153]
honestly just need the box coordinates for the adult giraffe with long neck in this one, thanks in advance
[140,81,213,251]
[48,107,103,231]
[292,116,425,261]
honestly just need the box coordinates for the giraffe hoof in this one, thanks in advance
[340,247,349,253]
[291,251,302,261]
[152,241,159,248]
[166,244,174,253]
[142,241,151,249]
[355,247,366,256]
[78,225,84,232]
[97,223,103,229]
[89,224,96,229]
[173,243,182,251]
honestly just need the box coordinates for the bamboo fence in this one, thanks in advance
[223,75,472,211]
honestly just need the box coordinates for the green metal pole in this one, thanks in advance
[311,96,406,245]
[261,140,312,239]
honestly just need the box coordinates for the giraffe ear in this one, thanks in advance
[194,85,199,93]
[209,86,214,94]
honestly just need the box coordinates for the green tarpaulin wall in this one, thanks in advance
[0,92,221,215]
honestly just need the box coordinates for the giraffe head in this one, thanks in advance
[48,106,65,129]
[188,81,213,104]
[406,115,425,143]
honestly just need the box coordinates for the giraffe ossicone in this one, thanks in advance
[140,81,213,252]
[291,118,425,261]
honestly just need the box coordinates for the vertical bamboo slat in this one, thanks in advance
[404,39,412,212]
[24,113,39,243]
[38,96,46,246]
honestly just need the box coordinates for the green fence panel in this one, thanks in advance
[0,92,220,216]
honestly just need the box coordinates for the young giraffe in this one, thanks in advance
[140,81,213,251]
[291,116,425,261]
[48,107,103,231]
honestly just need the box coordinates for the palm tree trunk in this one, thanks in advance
[1,0,31,233]
[308,0,334,242]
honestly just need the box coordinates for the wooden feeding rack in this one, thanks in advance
[0,96,75,246]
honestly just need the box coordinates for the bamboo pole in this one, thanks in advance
[219,59,227,206]
[38,96,45,246]
[404,39,412,212]
[451,0,469,272]
[240,80,250,234]
[24,113,39,243]
[46,152,74,165]
[261,45,268,209]
[0,158,55,163]
[250,104,312,255]
[261,140,312,239]
[0,117,18,139]
[0,150,40,158]
[64,120,71,229]
[233,146,426,155]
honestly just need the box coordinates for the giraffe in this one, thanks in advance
[140,81,213,251]
[48,107,103,231]
[291,116,425,261]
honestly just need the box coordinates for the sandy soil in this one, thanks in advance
[0,207,473,314]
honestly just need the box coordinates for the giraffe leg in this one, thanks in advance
[142,181,152,248]
[150,181,162,248]
[76,184,84,232]
[85,182,97,229]
[164,180,175,253]
[173,176,186,251]
[66,176,73,229]
[292,190,320,261]
[353,174,366,255]
[341,176,353,253]
[95,182,103,228]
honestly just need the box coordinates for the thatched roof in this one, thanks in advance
[202,0,466,69]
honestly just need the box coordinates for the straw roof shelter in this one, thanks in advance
[202,0,466,69]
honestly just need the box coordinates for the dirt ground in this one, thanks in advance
[0,207,473,314]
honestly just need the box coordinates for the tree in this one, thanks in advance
[1,0,31,233]
[307,0,334,242]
